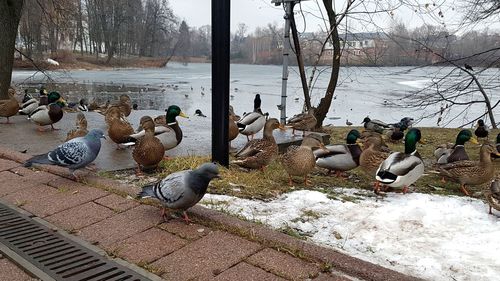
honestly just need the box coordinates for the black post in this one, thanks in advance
[211,0,230,166]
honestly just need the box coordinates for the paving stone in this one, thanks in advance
[0,171,39,197]
[213,262,286,281]
[45,202,116,231]
[313,273,353,281]
[152,231,262,281]
[0,158,20,171]
[2,184,58,208]
[94,194,139,213]
[247,248,321,280]
[78,205,158,248]
[10,167,60,184]
[20,184,108,218]
[158,220,211,240]
[114,227,188,264]
[0,256,38,281]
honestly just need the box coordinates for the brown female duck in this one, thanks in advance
[439,143,500,196]
[286,108,317,136]
[232,118,282,170]
[359,136,391,177]
[485,179,500,215]
[132,116,165,173]
[0,88,20,124]
[107,108,135,149]
[229,108,240,146]
[66,113,88,141]
[282,135,326,186]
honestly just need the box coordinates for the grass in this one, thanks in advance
[104,127,500,201]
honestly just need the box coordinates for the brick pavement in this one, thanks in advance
[0,146,422,281]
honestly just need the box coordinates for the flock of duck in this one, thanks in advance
[2,87,500,221]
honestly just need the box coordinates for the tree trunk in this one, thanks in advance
[0,0,24,99]
[315,0,341,128]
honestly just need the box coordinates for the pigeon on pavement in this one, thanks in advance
[24,129,105,180]
[138,162,220,223]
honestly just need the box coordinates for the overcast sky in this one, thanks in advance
[169,0,498,35]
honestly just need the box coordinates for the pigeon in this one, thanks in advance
[24,129,105,180]
[137,162,220,223]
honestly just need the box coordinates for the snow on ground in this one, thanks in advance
[201,189,500,281]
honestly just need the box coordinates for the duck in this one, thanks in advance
[0,88,20,124]
[228,107,240,146]
[286,108,317,136]
[439,143,500,196]
[435,129,478,164]
[104,94,131,123]
[492,133,500,159]
[132,116,165,173]
[375,128,425,193]
[28,92,66,131]
[77,98,89,111]
[106,107,135,149]
[19,90,38,115]
[124,105,188,154]
[237,94,266,141]
[474,119,488,140]
[315,129,362,177]
[66,112,88,141]
[232,118,282,170]
[485,179,500,214]
[282,135,326,186]
[362,117,390,134]
[359,136,391,178]
[195,109,206,117]
[385,125,407,143]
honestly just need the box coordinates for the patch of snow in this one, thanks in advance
[46,58,59,66]
[397,79,431,89]
[201,189,500,281]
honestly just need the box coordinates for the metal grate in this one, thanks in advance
[0,203,151,281]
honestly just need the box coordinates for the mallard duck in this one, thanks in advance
[233,118,282,170]
[287,108,317,136]
[229,109,239,145]
[375,128,425,193]
[104,94,131,122]
[0,88,20,124]
[359,136,391,177]
[474,119,488,140]
[195,109,206,117]
[439,143,500,196]
[435,129,478,164]
[237,94,266,141]
[78,98,89,111]
[385,125,406,143]
[492,133,500,159]
[282,135,326,186]
[124,106,187,154]
[19,90,38,115]
[132,116,165,172]
[28,92,66,131]
[485,180,500,214]
[315,129,362,177]
[362,117,390,134]
[66,113,88,141]
[107,108,135,149]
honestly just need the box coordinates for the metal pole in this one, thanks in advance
[211,0,230,166]
[280,2,293,125]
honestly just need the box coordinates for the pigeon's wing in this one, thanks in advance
[47,139,91,167]
[153,171,190,204]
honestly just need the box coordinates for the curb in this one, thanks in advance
[0,146,422,281]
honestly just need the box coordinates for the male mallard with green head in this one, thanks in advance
[233,118,283,170]
[28,92,66,131]
[0,88,20,124]
[435,129,478,164]
[282,135,326,186]
[375,128,425,194]
[474,119,488,140]
[439,143,500,196]
[132,116,165,173]
[237,94,267,141]
[315,129,362,177]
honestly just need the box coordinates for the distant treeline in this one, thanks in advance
[15,0,500,67]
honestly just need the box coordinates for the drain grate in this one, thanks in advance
[0,202,151,281]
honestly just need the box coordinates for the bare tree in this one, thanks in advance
[0,0,24,99]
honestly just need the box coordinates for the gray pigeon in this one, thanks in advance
[24,129,105,180]
[138,162,220,223]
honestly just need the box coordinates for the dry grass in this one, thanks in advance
[106,127,500,200]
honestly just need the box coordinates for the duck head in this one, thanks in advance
[346,129,361,144]
[404,128,423,154]
[165,105,188,123]
[456,129,478,145]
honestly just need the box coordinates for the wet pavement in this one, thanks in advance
[0,110,324,172]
